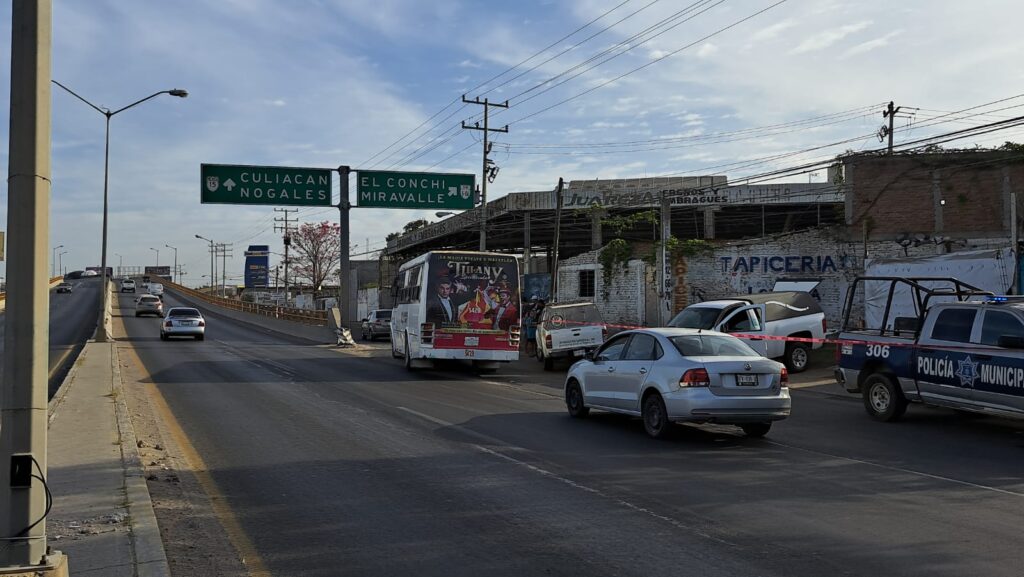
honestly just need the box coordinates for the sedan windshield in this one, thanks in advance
[668,307,721,330]
[168,308,201,317]
[670,335,759,357]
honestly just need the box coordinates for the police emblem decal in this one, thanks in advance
[956,356,979,388]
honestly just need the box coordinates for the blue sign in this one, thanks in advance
[245,245,270,288]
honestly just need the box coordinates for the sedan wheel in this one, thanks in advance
[740,422,772,437]
[565,380,589,418]
[642,393,672,439]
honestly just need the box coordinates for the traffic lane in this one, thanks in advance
[0,277,101,389]
[122,303,1024,577]
[357,339,1024,494]
[118,296,783,576]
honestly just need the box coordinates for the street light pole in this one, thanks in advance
[51,244,63,277]
[165,244,177,284]
[58,251,67,276]
[196,235,214,294]
[149,247,159,268]
[114,252,123,277]
[52,80,187,342]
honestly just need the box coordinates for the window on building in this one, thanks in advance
[578,270,596,298]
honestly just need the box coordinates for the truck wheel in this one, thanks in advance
[784,342,810,373]
[536,348,545,363]
[862,373,907,422]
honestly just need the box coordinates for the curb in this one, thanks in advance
[110,343,172,577]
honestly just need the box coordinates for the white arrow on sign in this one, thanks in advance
[224,178,237,191]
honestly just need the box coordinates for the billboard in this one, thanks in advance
[245,245,270,288]
[144,266,172,280]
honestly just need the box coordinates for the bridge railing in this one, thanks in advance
[0,276,64,302]
[160,279,328,326]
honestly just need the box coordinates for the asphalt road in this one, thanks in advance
[0,277,102,395]
[122,288,1024,577]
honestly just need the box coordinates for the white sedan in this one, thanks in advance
[564,328,791,439]
[160,307,206,341]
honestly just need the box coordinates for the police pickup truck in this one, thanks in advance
[836,276,1024,422]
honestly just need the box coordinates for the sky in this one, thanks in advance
[2,0,1024,286]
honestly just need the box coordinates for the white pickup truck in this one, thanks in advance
[536,302,607,371]
[668,291,827,372]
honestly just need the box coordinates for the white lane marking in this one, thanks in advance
[766,439,1024,498]
[395,406,734,545]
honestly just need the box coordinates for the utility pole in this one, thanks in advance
[880,102,913,154]
[2,0,56,569]
[274,208,298,305]
[461,95,508,252]
[216,243,233,297]
[549,178,564,301]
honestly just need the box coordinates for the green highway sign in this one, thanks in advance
[356,170,475,209]
[201,164,333,206]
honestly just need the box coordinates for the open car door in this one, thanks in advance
[714,304,769,357]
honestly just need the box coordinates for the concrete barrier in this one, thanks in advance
[0,276,63,313]
[165,287,337,344]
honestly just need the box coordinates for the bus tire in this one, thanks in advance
[403,334,417,371]
[862,373,907,422]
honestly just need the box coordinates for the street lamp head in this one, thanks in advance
[436,211,455,218]
[169,89,188,98]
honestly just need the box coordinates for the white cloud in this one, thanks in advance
[696,43,718,58]
[842,30,903,58]
[791,21,873,54]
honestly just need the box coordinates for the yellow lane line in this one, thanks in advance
[116,310,271,576]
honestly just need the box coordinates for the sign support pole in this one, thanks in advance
[1,0,53,567]
[338,166,351,330]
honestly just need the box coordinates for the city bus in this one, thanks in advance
[390,251,521,372]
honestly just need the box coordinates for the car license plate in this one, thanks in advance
[465,336,479,346]
[573,349,586,357]
[736,374,758,386]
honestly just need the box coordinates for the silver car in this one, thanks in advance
[160,307,206,341]
[135,294,164,317]
[564,328,791,439]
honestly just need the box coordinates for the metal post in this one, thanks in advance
[660,193,672,325]
[1,0,53,566]
[50,244,61,277]
[523,212,531,275]
[1012,192,1018,295]
[338,166,351,329]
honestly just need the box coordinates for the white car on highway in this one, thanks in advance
[160,307,206,341]
[564,328,791,439]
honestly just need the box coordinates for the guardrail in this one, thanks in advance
[159,279,328,326]
[0,276,63,302]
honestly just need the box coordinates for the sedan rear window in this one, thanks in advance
[670,335,759,357]
[168,308,201,317]
[140,296,159,303]
[375,310,392,319]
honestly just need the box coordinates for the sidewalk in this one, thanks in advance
[46,338,169,577]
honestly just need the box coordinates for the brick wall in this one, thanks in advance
[845,152,1024,239]
[557,248,649,326]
